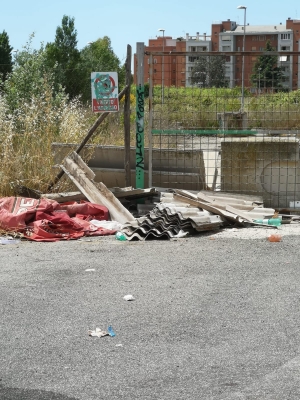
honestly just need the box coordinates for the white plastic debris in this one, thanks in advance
[123,294,135,301]
[90,220,123,231]
[85,268,95,272]
[88,328,108,337]
[173,230,189,238]
[0,236,20,245]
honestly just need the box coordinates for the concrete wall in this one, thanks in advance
[52,144,206,191]
[221,137,300,208]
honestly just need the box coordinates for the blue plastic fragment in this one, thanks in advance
[108,325,116,337]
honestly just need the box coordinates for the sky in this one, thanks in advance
[1,0,300,64]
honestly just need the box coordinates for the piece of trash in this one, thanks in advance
[123,294,135,301]
[0,236,20,245]
[254,218,281,226]
[88,328,109,337]
[268,234,282,242]
[173,230,188,238]
[108,325,116,337]
[90,220,123,231]
[85,268,95,272]
[115,344,123,347]
[115,232,127,241]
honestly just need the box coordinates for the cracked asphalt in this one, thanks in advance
[1,226,300,399]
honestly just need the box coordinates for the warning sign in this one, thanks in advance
[91,72,119,112]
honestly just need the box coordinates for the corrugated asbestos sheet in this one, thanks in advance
[122,203,222,240]
[121,190,276,241]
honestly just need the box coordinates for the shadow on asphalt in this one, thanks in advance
[0,385,79,400]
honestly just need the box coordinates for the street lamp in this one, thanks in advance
[158,28,165,103]
[258,67,261,94]
[237,5,247,112]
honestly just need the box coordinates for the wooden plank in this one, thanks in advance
[173,193,248,225]
[110,187,158,199]
[41,192,87,203]
[42,187,158,203]
[61,152,134,224]
[199,190,264,204]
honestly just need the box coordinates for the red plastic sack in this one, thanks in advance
[0,197,115,242]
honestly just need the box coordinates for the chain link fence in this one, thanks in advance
[147,52,300,209]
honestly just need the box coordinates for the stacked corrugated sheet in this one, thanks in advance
[122,201,222,241]
[121,189,277,241]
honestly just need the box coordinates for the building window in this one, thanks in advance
[281,46,290,51]
[259,47,264,51]
[188,56,200,62]
[252,46,256,51]
[154,69,157,73]
[259,35,266,41]
[281,33,291,40]
[154,58,157,64]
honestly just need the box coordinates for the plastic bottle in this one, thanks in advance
[253,218,281,226]
[115,232,127,241]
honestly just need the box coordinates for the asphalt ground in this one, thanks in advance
[1,226,300,400]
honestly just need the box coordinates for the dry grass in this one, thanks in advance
[0,86,92,196]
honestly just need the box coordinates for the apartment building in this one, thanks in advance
[134,18,300,91]
[214,18,300,90]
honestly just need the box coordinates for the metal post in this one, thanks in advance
[148,53,153,187]
[162,31,165,104]
[158,28,165,104]
[124,44,132,187]
[136,42,145,189]
[237,6,247,112]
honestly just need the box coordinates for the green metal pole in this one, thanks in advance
[136,42,145,189]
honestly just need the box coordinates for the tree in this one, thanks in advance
[191,55,227,88]
[251,40,284,90]
[45,15,81,98]
[78,36,124,103]
[0,30,13,82]
[3,35,63,113]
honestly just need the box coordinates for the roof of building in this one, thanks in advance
[233,24,292,34]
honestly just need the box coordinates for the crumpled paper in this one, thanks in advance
[88,328,109,337]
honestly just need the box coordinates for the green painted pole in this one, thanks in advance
[136,42,145,189]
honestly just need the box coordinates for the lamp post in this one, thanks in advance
[258,67,261,94]
[158,28,165,103]
[237,5,247,112]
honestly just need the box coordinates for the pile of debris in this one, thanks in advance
[120,189,279,241]
[0,151,296,242]
[122,203,222,240]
